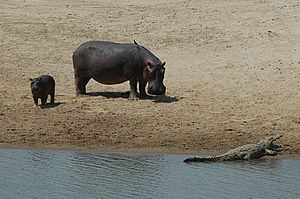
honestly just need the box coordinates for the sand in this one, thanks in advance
[0,0,300,155]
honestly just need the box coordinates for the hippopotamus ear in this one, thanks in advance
[162,62,166,67]
[29,78,33,81]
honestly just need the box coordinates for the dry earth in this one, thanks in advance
[0,0,300,155]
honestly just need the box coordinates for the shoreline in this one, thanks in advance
[1,144,299,160]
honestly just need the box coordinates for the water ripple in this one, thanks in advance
[0,149,300,199]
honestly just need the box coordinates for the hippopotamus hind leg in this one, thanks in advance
[74,69,91,95]
[41,95,48,105]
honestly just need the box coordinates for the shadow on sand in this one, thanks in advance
[87,91,130,99]
[87,91,179,103]
[41,102,63,109]
[152,95,179,103]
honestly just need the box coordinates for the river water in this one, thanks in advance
[0,149,299,199]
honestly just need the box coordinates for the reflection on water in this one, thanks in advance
[0,149,299,199]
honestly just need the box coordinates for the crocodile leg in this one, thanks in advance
[265,149,278,156]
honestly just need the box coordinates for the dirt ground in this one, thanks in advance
[0,0,300,156]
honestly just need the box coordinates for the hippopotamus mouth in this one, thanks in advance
[147,80,166,95]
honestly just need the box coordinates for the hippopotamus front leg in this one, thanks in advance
[129,77,139,100]
[33,96,39,108]
[139,80,150,99]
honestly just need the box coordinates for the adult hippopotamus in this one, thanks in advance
[72,40,166,100]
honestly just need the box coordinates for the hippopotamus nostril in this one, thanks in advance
[32,87,38,91]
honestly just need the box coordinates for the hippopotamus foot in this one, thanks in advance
[129,93,139,100]
[75,87,87,96]
[33,104,39,109]
[139,93,151,99]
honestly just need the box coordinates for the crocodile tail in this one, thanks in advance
[183,156,220,163]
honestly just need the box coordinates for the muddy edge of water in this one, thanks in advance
[1,145,299,160]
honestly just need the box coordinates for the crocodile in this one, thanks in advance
[184,134,283,163]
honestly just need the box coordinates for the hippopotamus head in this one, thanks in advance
[30,77,44,94]
[143,61,166,95]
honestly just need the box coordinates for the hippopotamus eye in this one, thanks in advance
[35,81,42,86]
[147,64,157,75]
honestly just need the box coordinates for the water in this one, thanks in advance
[0,149,299,199]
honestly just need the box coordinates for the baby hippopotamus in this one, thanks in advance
[30,75,55,108]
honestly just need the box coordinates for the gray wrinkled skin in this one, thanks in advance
[184,134,283,163]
